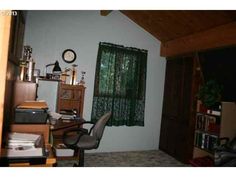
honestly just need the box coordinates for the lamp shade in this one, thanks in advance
[53,60,62,73]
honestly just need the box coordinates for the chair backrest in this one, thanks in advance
[92,112,111,140]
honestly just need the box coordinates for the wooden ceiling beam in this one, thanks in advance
[160,22,236,57]
[100,10,112,16]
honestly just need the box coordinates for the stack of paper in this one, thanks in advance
[60,110,76,120]
[17,101,48,109]
[4,132,43,157]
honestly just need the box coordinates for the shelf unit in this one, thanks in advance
[193,100,236,158]
[53,84,86,159]
[57,84,86,118]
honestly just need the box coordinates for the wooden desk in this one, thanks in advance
[8,144,56,167]
[51,118,84,132]
[51,118,84,143]
[1,124,56,167]
[50,119,84,160]
[10,124,50,144]
[1,142,56,167]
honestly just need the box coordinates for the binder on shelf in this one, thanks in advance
[207,110,221,116]
[194,131,219,153]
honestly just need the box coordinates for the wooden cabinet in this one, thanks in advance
[193,101,236,158]
[57,84,86,118]
[5,124,56,167]
[159,55,201,163]
[13,81,37,108]
[53,84,85,158]
[8,11,25,65]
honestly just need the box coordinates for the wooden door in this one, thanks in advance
[159,56,196,163]
[160,58,183,156]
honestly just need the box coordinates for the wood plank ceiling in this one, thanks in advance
[121,10,236,57]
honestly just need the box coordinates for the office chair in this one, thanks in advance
[214,137,236,166]
[62,112,112,167]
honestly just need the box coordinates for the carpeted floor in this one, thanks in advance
[56,150,189,167]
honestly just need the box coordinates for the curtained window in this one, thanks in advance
[91,42,147,126]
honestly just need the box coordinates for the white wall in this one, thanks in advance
[24,10,166,152]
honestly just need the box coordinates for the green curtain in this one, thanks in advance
[91,42,147,126]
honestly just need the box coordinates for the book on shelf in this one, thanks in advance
[196,114,205,130]
[209,136,216,150]
[194,131,218,152]
[195,113,220,133]
[61,114,75,120]
[59,109,77,120]
[197,100,221,116]
[207,110,221,116]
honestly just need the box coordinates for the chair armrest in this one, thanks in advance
[79,121,94,126]
[62,127,89,148]
[78,121,96,135]
[63,127,88,135]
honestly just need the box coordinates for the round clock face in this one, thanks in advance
[62,49,76,63]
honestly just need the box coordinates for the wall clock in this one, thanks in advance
[62,49,77,63]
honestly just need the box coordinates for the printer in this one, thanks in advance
[14,101,48,124]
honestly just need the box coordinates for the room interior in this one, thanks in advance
[0,10,236,167]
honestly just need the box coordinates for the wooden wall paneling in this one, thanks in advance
[160,22,236,57]
[122,10,236,42]
[0,13,12,151]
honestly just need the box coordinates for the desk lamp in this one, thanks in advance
[45,60,62,79]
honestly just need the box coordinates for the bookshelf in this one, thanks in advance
[53,84,86,159]
[193,100,236,159]
[57,84,86,118]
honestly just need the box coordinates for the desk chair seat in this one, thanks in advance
[64,134,98,149]
[63,112,111,167]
